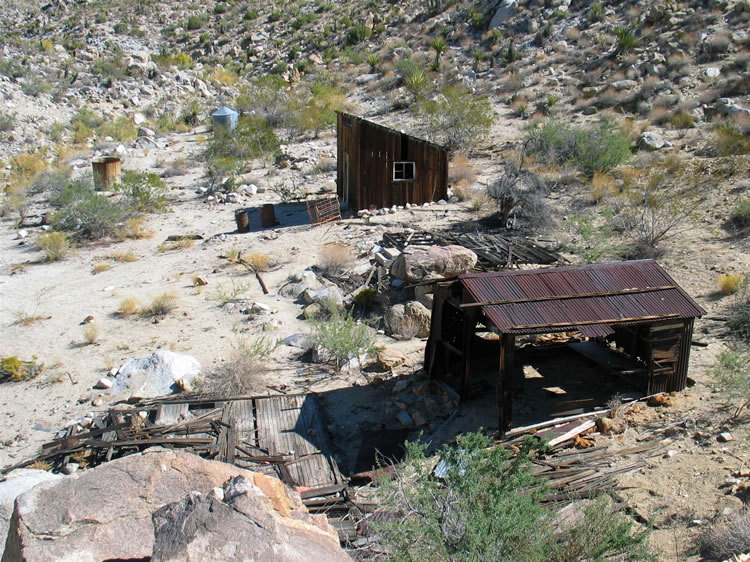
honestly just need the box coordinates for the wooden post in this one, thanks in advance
[497,333,513,435]
[425,282,450,378]
[462,307,477,397]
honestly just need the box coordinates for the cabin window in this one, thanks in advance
[393,161,416,181]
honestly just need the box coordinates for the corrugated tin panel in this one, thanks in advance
[461,260,706,335]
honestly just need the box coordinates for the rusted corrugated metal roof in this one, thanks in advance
[460,260,706,336]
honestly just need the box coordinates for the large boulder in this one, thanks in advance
[0,469,63,559]
[111,350,202,399]
[3,449,347,562]
[390,245,477,283]
[490,0,518,28]
[152,476,349,562]
[385,301,431,339]
[279,270,321,299]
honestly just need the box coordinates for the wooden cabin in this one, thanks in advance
[336,112,449,211]
[424,260,706,434]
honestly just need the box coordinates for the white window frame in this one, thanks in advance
[393,161,416,182]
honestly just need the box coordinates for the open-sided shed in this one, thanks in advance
[425,260,706,433]
[336,112,449,211]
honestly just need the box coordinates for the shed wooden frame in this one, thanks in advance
[424,260,706,435]
[336,112,449,211]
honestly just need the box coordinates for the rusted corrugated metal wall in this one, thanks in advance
[337,112,448,210]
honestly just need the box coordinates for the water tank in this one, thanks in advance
[211,106,238,132]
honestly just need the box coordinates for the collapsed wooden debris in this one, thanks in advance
[3,394,346,510]
[381,229,561,270]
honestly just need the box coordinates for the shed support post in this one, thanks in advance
[462,308,478,397]
[497,333,513,435]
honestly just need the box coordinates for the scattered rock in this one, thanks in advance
[93,377,112,390]
[638,132,671,151]
[718,432,733,442]
[596,416,627,435]
[396,410,414,426]
[391,245,477,282]
[377,348,407,370]
[384,301,431,338]
[647,394,670,407]
[303,286,345,309]
[110,350,202,400]
[490,0,518,28]
[279,270,321,299]
[303,302,323,319]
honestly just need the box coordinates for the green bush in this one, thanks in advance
[347,23,372,45]
[731,198,750,229]
[715,121,750,156]
[375,432,652,561]
[98,115,137,142]
[186,15,204,30]
[729,280,750,342]
[119,170,168,212]
[711,346,750,419]
[525,119,632,176]
[36,231,70,261]
[51,177,127,239]
[416,84,495,152]
[309,306,376,369]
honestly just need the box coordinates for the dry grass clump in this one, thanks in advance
[82,323,99,345]
[203,337,277,395]
[117,297,142,318]
[158,238,195,252]
[449,154,477,186]
[109,250,139,262]
[719,273,744,295]
[117,217,154,240]
[226,246,241,264]
[318,242,354,275]
[590,172,618,203]
[244,252,270,272]
[13,311,46,327]
[91,262,112,275]
[143,290,178,317]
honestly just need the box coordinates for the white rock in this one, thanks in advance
[94,378,113,390]
[110,351,202,400]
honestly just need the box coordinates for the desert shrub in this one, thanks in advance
[567,211,623,264]
[36,231,70,261]
[318,242,354,275]
[204,115,280,189]
[730,280,750,341]
[590,171,617,203]
[719,273,744,295]
[214,279,252,304]
[110,250,138,262]
[119,170,168,212]
[669,110,695,129]
[715,121,750,156]
[711,346,750,419]
[185,15,204,30]
[205,337,278,395]
[700,508,750,561]
[525,119,632,176]
[487,162,551,230]
[21,75,52,97]
[289,80,350,138]
[613,26,639,54]
[353,287,378,310]
[11,152,48,180]
[309,306,376,369]
[0,356,44,383]
[730,198,750,229]
[347,23,371,45]
[234,75,290,127]
[92,262,112,274]
[403,66,428,97]
[416,84,495,152]
[0,111,14,132]
[143,290,178,317]
[375,432,652,561]
[90,56,128,81]
[613,155,702,257]
[98,115,137,142]
[51,179,127,240]
[117,297,142,317]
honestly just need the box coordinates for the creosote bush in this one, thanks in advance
[375,432,653,561]
[525,118,632,176]
[309,305,376,369]
[711,345,750,419]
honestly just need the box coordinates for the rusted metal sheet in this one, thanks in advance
[460,260,706,336]
[336,112,448,210]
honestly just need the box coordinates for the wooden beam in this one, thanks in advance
[497,333,513,436]
[459,286,678,309]
[509,313,680,331]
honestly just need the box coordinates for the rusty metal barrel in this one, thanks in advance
[260,204,276,228]
[234,209,250,233]
[92,157,121,191]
